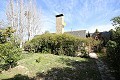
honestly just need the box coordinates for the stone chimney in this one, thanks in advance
[56,14,64,34]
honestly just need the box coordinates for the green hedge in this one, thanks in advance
[24,33,99,56]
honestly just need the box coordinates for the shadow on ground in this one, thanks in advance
[2,74,33,80]
[97,53,119,80]
[2,58,101,80]
[0,63,17,71]
[35,58,101,80]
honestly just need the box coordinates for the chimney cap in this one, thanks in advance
[56,14,64,17]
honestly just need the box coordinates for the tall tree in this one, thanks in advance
[25,0,42,40]
[112,16,120,28]
[111,16,120,43]
[95,29,99,33]
[6,0,42,48]
[107,16,120,78]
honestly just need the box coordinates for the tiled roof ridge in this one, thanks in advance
[65,30,86,33]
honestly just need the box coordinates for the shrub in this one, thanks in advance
[24,33,100,56]
[0,42,21,69]
[106,38,120,78]
[80,47,88,57]
[106,40,117,62]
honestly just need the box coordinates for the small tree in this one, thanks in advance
[0,27,21,70]
[95,29,99,33]
[0,43,21,69]
[86,31,90,38]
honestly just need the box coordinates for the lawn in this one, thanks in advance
[0,53,101,80]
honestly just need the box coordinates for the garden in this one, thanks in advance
[0,16,120,80]
[0,27,102,80]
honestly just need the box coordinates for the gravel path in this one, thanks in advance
[96,59,115,80]
[89,53,115,80]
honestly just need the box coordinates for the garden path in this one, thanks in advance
[89,53,115,80]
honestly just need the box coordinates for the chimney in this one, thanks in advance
[56,14,64,34]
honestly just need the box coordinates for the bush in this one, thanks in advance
[24,33,100,56]
[106,40,117,62]
[0,42,21,69]
[80,47,88,57]
[106,38,120,78]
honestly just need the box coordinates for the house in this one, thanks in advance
[91,31,111,46]
[56,14,86,38]
[65,30,86,38]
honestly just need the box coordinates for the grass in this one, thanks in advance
[0,53,101,80]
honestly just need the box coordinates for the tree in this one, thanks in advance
[86,31,90,38]
[6,0,42,48]
[0,27,21,69]
[24,0,42,41]
[106,16,120,78]
[109,29,115,40]
[44,31,50,34]
[6,0,24,48]
[0,27,15,43]
[0,42,21,69]
[111,16,120,28]
[95,29,99,33]
[111,16,120,43]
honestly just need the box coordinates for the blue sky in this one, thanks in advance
[0,0,120,33]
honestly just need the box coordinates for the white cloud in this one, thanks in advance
[86,24,115,33]
[1,0,119,34]
[37,10,56,34]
